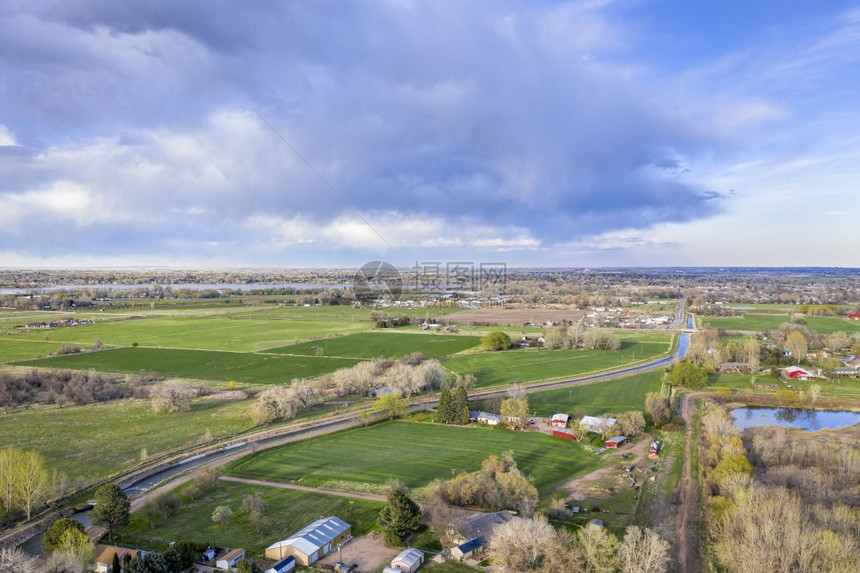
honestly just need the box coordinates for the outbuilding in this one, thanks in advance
[469,410,502,426]
[388,548,424,573]
[551,413,570,428]
[580,415,615,434]
[783,366,815,380]
[265,516,352,565]
[605,436,627,449]
[553,428,577,440]
[216,548,246,570]
[264,556,296,573]
[451,537,483,561]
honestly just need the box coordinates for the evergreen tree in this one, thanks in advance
[111,553,121,573]
[454,387,470,424]
[378,486,422,545]
[91,483,130,543]
[438,387,452,423]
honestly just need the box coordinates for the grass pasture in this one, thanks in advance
[9,316,372,352]
[269,331,481,359]
[0,338,70,363]
[701,313,860,334]
[228,420,602,496]
[516,370,664,416]
[116,480,382,555]
[14,347,360,385]
[0,398,254,480]
[443,333,672,388]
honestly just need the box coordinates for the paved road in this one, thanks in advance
[14,326,690,553]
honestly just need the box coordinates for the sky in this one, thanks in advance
[1,0,859,268]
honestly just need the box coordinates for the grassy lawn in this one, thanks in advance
[443,333,672,388]
[0,398,254,481]
[8,315,372,352]
[423,563,481,572]
[14,347,361,385]
[269,331,481,359]
[115,480,383,556]
[228,420,602,497]
[519,370,664,416]
[701,313,860,334]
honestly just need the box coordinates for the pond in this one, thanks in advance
[729,407,860,432]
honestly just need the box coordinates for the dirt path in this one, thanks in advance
[218,476,386,502]
[562,436,652,499]
[676,394,701,573]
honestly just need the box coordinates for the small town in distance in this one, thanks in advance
[2,2,860,572]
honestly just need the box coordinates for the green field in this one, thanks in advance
[443,333,672,388]
[516,370,664,416]
[7,315,372,352]
[115,480,383,555]
[228,420,602,497]
[701,313,860,334]
[269,331,481,359]
[14,347,361,385]
[0,398,254,480]
[0,338,70,363]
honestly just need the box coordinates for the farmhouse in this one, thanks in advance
[265,516,352,566]
[458,510,516,543]
[217,548,246,570]
[605,436,627,449]
[264,556,296,573]
[383,548,424,573]
[580,415,616,434]
[94,545,139,573]
[782,366,815,381]
[551,413,570,428]
[451,537,483,561]
[469,410,502,425]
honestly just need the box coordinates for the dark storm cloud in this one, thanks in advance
[0,0,740,263]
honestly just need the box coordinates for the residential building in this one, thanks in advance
[264,556,296,573]
[579,415,616,434]
[469,410,502,425]
[450,538,483,561]
[94,545,139,573]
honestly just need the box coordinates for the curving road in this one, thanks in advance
[15,315,691,553]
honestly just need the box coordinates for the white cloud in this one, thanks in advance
[0,124,18,146]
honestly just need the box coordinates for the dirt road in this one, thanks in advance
[676,394,701,573]
[219,476,386,502]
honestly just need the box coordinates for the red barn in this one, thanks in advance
[605,436,627,449]
[849,312,860,320]
[553,428,577,440]
[783,366,814,380]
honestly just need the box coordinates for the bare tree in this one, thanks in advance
[15,450,50,520]
[807,384,822,405]
[488,515,569,571]
[618,526,670,573]
[150,380,195,413]
[743,338,760,371]
[824,332,850,354]
[0,547,39,572]
[785,331,808,363]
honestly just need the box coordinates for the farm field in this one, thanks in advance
[15,347,361,385]
[711,372,860,400]
[7,315,372,352]
[269,331,481,359]
[517,370,664,416]
[115,480,383,555]
[0,398,254,481]
[228,420,602,496]
[443,332,672,388]
[0,338,69,363]
[701,313,860,334]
